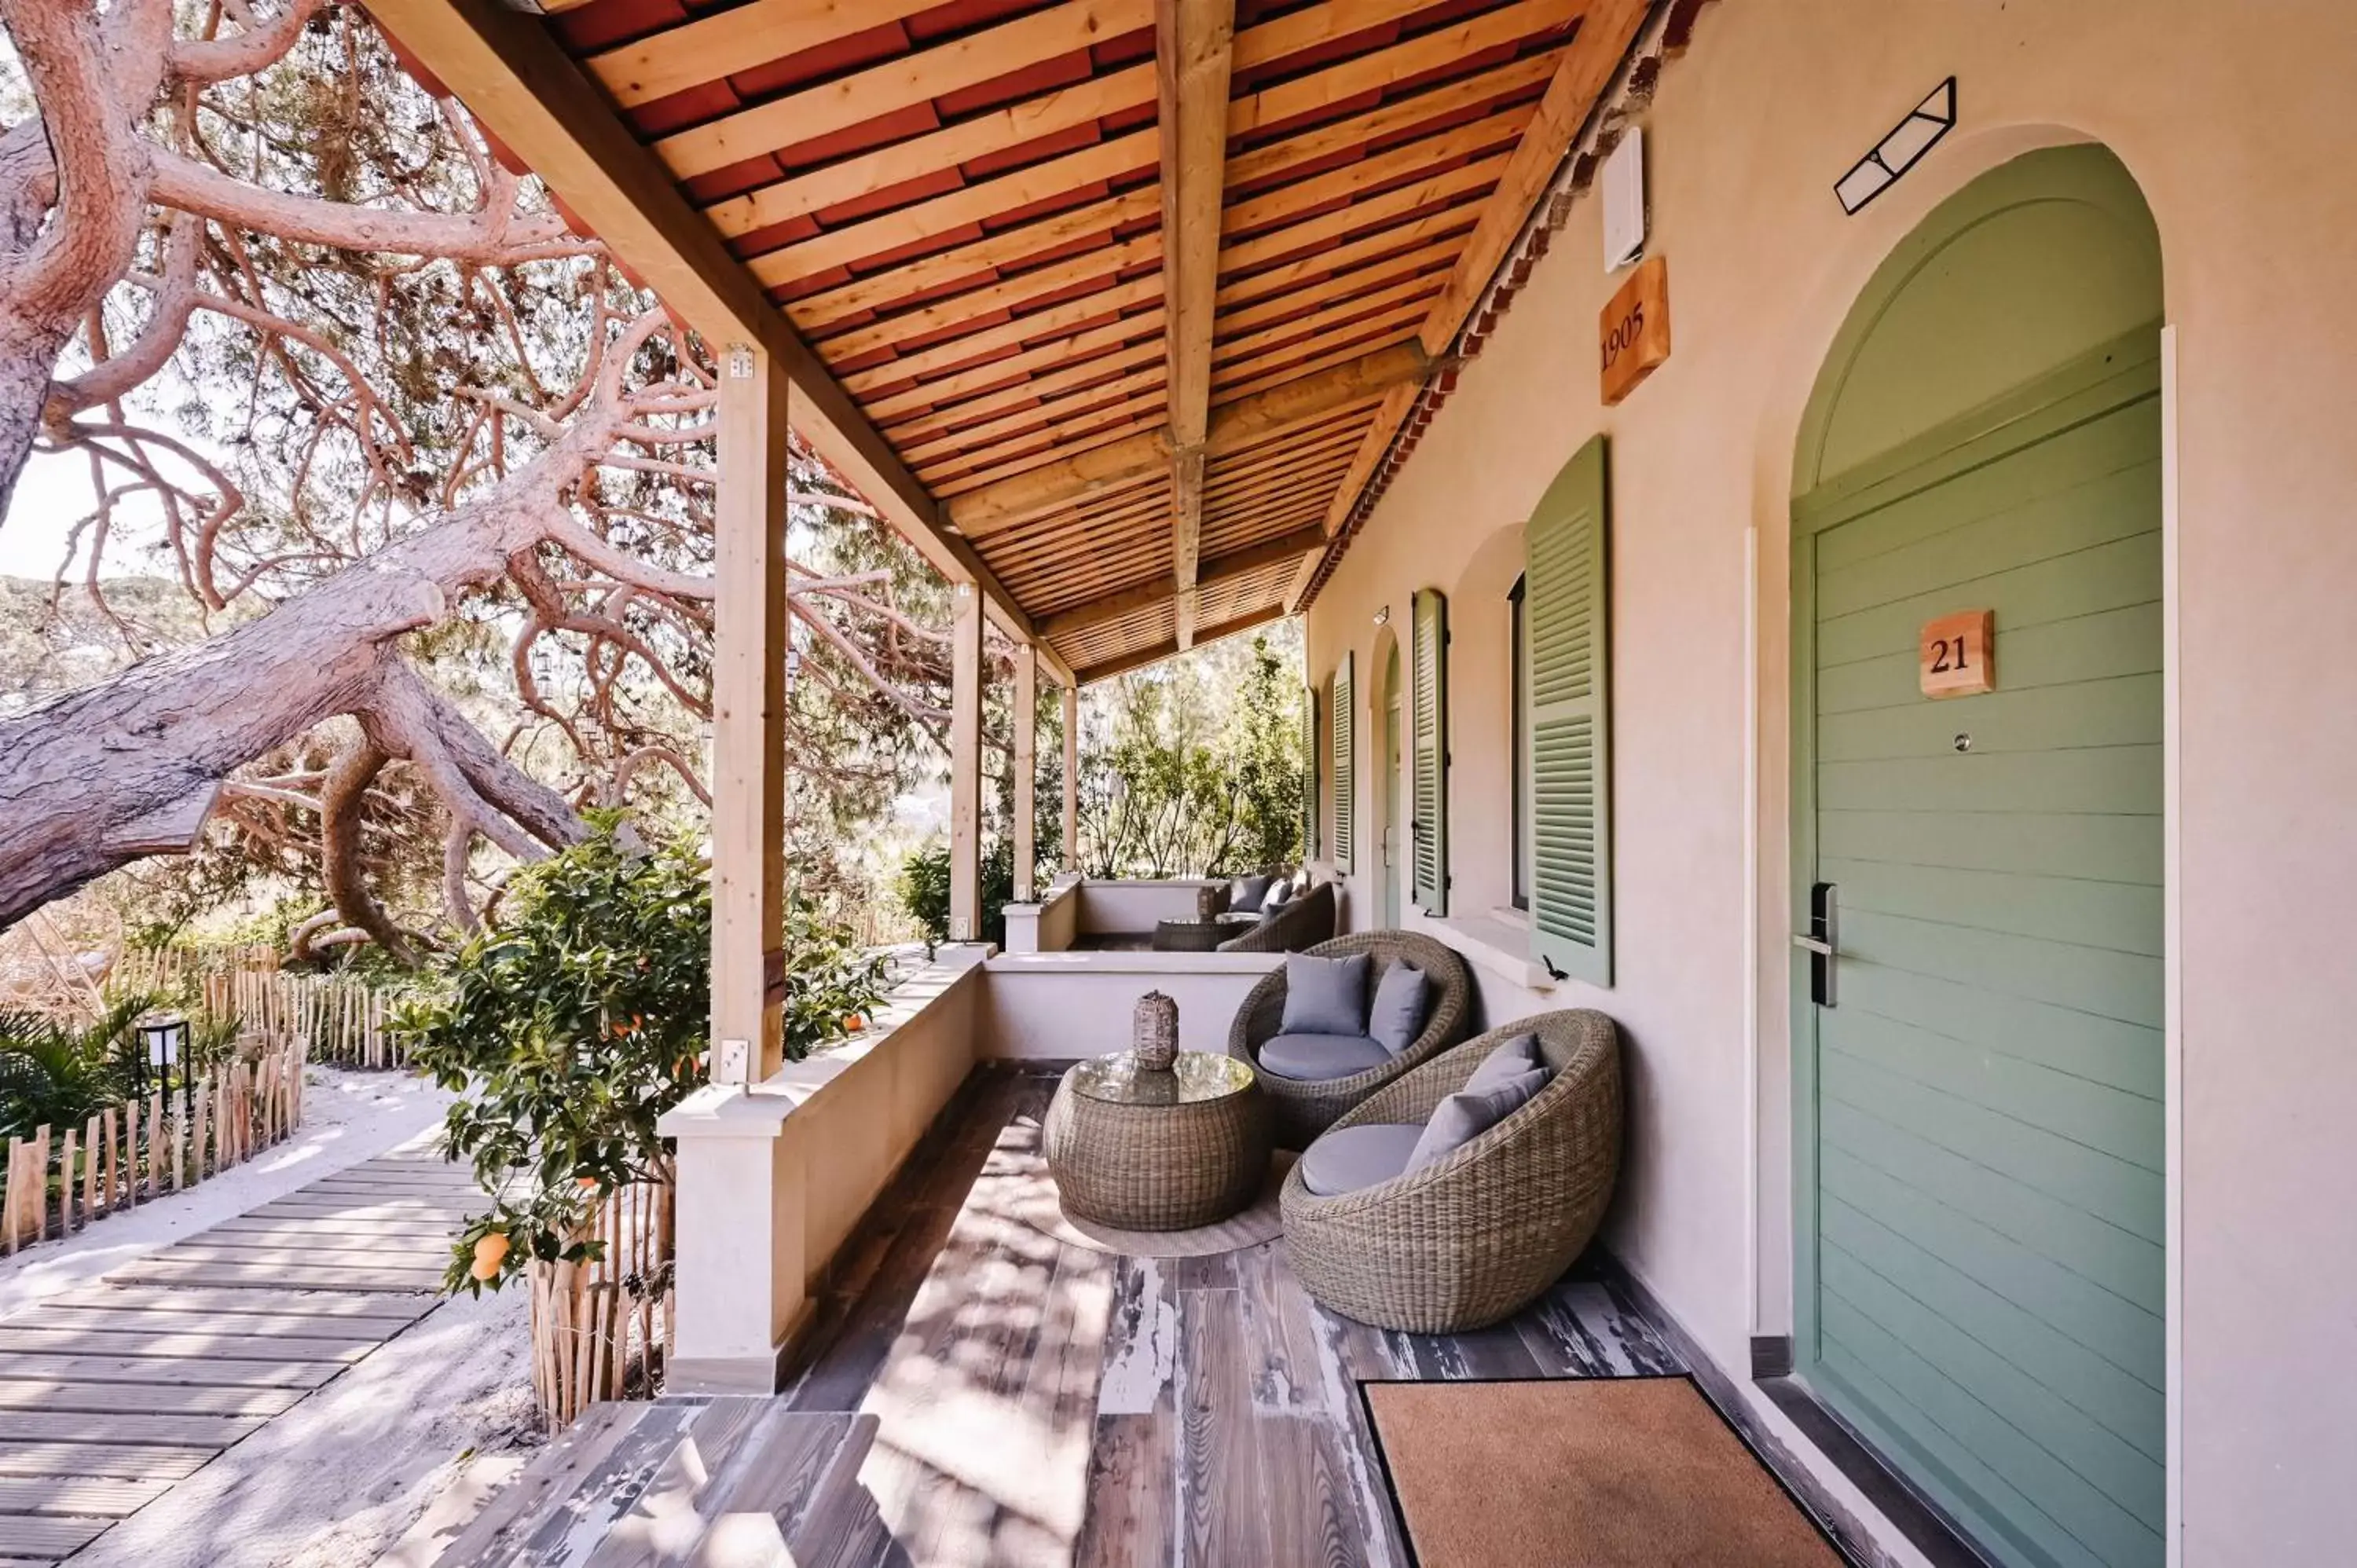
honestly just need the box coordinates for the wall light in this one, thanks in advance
[1835,78,1956,216]
[1373,605,1391,627]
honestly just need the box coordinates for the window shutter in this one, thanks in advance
[1332,652,1354,875]
[1527,435,1612,985]
[1301,683,1319,863]
[1410,587,1449,914]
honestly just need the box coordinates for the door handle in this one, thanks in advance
[1793,882,1838,1007]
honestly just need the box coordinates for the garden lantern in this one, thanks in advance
[137,1012,191,1117]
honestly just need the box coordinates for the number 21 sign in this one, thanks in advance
[1919,610,1995,698]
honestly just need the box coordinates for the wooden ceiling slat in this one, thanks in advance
[839,275,1164,393]
[1214,152,1507,277]
[865,306,1167,421]
[1215,211,1475,313]
[757,128,1159,288]
[900,376,1168,468]
[1227,0,1581,141]
[781,185,1160,327]
[1211,281,1442,369]
[819,233,1163,361]
[1225,50,1557,192]
[652,0,1157,183]
[884,341,1167,446]
[586,0,944,111]
[1202,426,1367,492]
[1215,236,1460,340]
[916,398,1168,491]
[1074,603,1287,684]
[1214,320,1425,399]
[1218,106,1534,244]
[932,412,1169,496]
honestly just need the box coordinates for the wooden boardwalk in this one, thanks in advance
[0,1148,480,1563]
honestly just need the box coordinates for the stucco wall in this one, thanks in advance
[1303,1,2357,1557]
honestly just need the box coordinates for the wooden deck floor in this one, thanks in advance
[441,1066,1701,1567]
[0,1147,478,1563]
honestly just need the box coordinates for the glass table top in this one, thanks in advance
[1071,1050,1255,1106]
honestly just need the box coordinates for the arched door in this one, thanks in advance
[1791,146,2167,1568]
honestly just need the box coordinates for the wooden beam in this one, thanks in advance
[1292,0,1649,613]
[949,582,984,943]
[1013,643,1038,903]
[366,0,1050,654]
[1157,0,1235,655]
[1076,604,1290,685]
[709,344,788,1083]
[1041,524,1327,638]
[1061,683,1080,875]
[948,340,1431,537]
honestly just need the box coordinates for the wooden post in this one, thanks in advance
[60,1130,75,1234]
[1062,683,1081,875]
[710,340,790,1083]
[948,579,984,943]
[1012,642,1038,904]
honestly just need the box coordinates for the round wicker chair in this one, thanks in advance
[1215,881,1337,954]
[1280,1009,1623,1333]
[1227,930,1472,1146]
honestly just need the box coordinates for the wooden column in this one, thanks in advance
[1012,643,1038,903]
[1062,683,1080,875]
[711,343,789,1083]
[948,581,984,941]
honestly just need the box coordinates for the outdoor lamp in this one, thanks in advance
[138,1012,187,1073]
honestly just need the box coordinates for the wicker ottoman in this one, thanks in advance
[1151,918,1226,952]
[1044,1051,1272,1229]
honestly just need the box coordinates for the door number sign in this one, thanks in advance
[1919,609,1994,698]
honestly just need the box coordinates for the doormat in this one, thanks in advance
[1362,1374,1846,1567]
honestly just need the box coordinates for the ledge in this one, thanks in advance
[1418,910,1557,993]
[984,949,1281,976]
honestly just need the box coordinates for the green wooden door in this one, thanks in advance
[1382,643,1403,928]
[1798,346,2165,1568]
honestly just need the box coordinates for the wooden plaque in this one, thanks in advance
[1919,610,1995,698]
[1599,255,1670,406]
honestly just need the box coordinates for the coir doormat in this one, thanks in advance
[1362,1374,1846,1566]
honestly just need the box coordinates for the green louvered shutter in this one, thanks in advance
[1331,653,1354,874]
[1527,436,1611,984]
[1409,587,1448,914]
[1301,683,1319,863]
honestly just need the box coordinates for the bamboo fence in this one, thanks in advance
[527,1177,675,1432]
[1,1037,307,1252]
[112,948,404,1068]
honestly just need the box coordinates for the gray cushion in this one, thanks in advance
[1299,1123,1424,1196]
[1257,1031,1392,1082]
[1279,951,1370,1035]
[1406,1065,1552,1173]
[1367,962,1431,1055]
[1464,1032,1543,1091]
[1227,874,1273,914]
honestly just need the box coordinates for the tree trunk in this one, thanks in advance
[0,453,589,925]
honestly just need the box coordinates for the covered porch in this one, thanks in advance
[371,0,2357,1563]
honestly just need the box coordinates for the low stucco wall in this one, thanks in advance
[663,958,984,1391]
[1072,879,1219,937]
[1001,877,1082,954]
[980,950,1281,1061]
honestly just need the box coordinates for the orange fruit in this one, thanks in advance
[470,1232,510,1281]
[845,1013,865,1032]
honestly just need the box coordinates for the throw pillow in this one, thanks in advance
[1227,874,1273,914]
[1367,962,1431,1055]
[1406,1064,1552,1173]
[1463,1032,1543,1091]
[1279,951,1372,1036]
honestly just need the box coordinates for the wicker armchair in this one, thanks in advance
[1280,1010,1623,1333]
[1227,929,1470,1145]
[1216,881,1338,954]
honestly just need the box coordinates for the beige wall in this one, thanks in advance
[1303,1,2357,1557]
[981,951,1281,1060]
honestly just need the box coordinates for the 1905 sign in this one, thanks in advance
[1599,255,1670,405]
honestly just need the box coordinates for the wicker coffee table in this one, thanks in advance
[1044,1050,1272,1229]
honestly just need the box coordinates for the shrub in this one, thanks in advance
[893,837,1016,951]
[394,815,889,1294]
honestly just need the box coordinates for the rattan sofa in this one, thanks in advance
[1279,1009,1623,1333]
[1227,929,1470,1144]
[1215,880,1338,954]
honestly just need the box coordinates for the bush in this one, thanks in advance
[0,996,153,1139]
[893,837,1016,951]
[394,814,890,1294]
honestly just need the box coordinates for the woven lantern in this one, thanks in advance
[1133,990,1178,1072]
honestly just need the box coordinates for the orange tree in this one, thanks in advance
[393,812,888,1292]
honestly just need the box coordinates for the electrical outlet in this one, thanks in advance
[718,1038,750,1083]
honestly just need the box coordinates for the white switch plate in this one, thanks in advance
[717,1038,750,1083]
